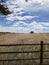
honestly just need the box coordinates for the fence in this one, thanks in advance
[0,41,49,65]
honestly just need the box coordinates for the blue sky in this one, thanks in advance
[0,0,49,33]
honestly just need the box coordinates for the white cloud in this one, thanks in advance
[10,0,49,12]
[0,21,49,33]
[5,0,49,21]
[13,21,28,27]
[0,0,49,33]
[6,15,38,21]
[11,21,49,33]
[13,21,43,30]
[39,22,49,26]
[0,26,30,33]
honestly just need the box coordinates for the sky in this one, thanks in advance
[0,0,49,33]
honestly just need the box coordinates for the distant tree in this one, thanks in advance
[25,0,28,2]
[30,31,34,34]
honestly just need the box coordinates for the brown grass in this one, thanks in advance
[0,33,49,44]
[0,33,49,65]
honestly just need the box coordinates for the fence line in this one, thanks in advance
[0,41,49,65]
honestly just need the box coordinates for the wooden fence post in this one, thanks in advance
[40,41,43,65]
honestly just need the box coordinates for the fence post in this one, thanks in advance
[40,41,43,65]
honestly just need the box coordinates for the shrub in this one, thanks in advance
[30,31,34,34]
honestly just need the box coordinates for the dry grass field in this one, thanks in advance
[0,33,49,65]
[0,33,49,44]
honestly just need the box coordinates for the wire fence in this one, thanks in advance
[0,41,49,65]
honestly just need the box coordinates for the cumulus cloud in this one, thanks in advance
[11,21,49,33]
[13,21,28,27]
[0,21,49,33]
[7,0,49,12]
[0,26,30,33]
[0,0,49,33]
[5,0,49,21]
[39,22,49,26]
[6,14,38,21]
[13,21,43,30]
